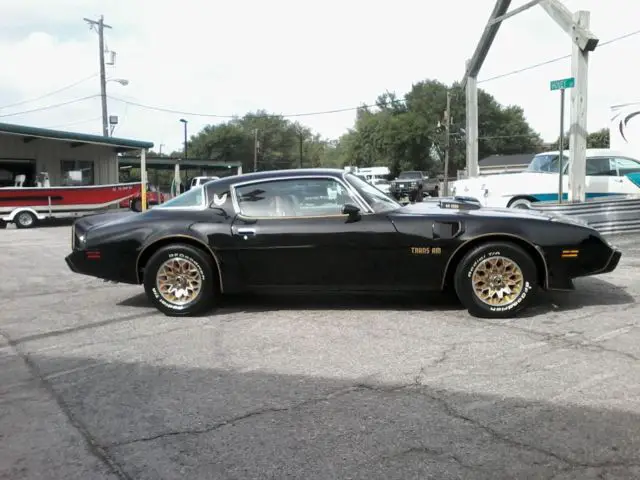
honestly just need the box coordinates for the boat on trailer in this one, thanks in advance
[0,172,142,229]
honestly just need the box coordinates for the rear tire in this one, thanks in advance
[15,211,37,229]
[454,241,537,318]
[143,243,217,317]
[131,199,142,212]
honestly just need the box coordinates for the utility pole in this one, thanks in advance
[298,133,303,169]
[443,91,452,196]
[179,119,188,160]
[253,129,259,172]
[83,15,111,137]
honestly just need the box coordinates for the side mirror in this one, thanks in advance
[342,203,361,217]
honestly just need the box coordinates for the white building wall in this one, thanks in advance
[0,133,122,185]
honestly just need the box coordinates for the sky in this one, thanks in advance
[0,0,639,154]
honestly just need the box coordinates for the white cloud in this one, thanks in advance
[0,0,638,153]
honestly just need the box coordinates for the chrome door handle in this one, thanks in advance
[235,228,256,238]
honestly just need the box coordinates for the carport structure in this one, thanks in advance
[0,121,153,188]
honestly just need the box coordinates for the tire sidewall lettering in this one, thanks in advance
[167,252,206,281]
[467,250,502,278]
[151,251,206,310]
[467,248,530,312]
[488,280,531,312]
[151,285,188,311]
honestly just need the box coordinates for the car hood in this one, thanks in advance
[393,201,589,226]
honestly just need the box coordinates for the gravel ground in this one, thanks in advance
[1,223,639,480]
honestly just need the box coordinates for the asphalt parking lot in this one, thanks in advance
[1,224,640,480]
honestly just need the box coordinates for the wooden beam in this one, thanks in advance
[539,0,599,51]
[461,0,512,88]
[488,0,541,25]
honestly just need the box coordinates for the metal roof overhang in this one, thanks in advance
[0,121,154,153]
[118,156,241,169]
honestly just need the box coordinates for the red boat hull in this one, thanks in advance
[0,182,141,213]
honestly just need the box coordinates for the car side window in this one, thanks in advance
[614,157,640,176]
[157,185,205,208]
[234,178,358,218]
[586,157,616,176]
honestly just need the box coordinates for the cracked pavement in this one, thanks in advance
[1,224,639,479]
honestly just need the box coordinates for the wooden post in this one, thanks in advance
[568,10,590,202]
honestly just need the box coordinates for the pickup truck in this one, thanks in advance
[389,171,431,202]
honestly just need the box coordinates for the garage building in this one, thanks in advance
[0,121,153,188]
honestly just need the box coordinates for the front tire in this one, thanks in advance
[454,241,537,318]
[143,243,217,317]
[508,197,536,209]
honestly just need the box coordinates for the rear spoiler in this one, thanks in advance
[74,210,136,232]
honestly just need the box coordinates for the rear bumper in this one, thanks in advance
[65,249,138,284]
[65,254,80,273]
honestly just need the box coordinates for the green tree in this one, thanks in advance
[336,79,543,177]
[551,127,610,150]
[186,110,333,172]
[587,128,609,148]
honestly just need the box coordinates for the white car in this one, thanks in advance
[450,148,640,209]
[370,178,391,194]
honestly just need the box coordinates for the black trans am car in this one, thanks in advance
[65,168,621,319]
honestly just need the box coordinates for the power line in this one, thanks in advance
[107,26,640,120]
[0,73,97,110]
[0,95,100,118]
[107,95,387,119]
[3,26,638,125]
[44,115,102,129]
[478,28,640,83]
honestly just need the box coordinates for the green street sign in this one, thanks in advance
[550,77,575,91]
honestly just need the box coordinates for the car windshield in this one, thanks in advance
[345,173,401,213]
[526,154,568,173]
[156,185,206,208]
[398,171,422,179]
[374,179,390,185]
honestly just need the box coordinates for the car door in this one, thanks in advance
[584,156,616,199]
[611,156,640,194]
[228,176,399,291]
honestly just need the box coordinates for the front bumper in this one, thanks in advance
[599,247,622,274]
